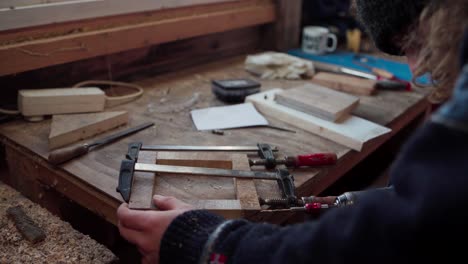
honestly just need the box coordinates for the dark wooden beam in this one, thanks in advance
[0,26,262,106]
[273,0,303,51]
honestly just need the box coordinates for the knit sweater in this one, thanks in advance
[159,34,468,264]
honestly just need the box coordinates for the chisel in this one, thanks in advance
[313,61,410,91]
[48,122,154,165]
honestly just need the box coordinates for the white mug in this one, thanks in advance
[302,26,338,55]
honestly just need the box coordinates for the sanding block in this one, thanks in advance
[212,79,261,103]
[18,87,106,121]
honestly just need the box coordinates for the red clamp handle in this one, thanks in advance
[304,203,324,214]
[294,153,337,167]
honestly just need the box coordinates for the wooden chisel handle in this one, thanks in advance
[48,144,90,165]
[372,68,394,80]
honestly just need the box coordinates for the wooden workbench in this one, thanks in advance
[0,56,430,225]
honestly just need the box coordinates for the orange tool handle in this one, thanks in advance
[293,153,337,167]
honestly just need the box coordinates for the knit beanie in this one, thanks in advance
[356,0,430,55]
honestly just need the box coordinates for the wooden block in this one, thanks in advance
[311,72,377,96]
[18,88,106,117]
[275,83,360,122]
[128,151,158,209]
[48,111,129,150]
[232,154,261,212]
[246,89,391,151]
[7,206,46,244]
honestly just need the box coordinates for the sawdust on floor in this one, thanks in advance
[0,181,118,263]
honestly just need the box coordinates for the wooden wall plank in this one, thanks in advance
[0,0,77,9]
[273,0,303,51]
[0,0,272,45]
[0,0,237,30]
[0,2,275,76]
[0,26,262,107]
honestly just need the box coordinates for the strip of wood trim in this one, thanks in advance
[0,1,275,76]
[0,0,273,45]
[0,0,237,30]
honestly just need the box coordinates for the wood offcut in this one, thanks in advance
[18,88,106,118]
[6,206,46,244]
[247,89,391,151]
[275,83,360,122]
[48,111,129,149]
[311,72,377,96]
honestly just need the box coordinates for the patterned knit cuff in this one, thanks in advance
[159,210,225,264]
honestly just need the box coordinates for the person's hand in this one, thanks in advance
[117,195,193,264]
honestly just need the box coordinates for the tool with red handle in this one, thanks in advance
[249,153,337,168]
[264,202,335,216]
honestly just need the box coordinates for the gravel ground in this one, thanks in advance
[0,181,118,263]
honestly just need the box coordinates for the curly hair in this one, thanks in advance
[403,0,468,103]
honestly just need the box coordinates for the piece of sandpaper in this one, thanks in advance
[190,103,268,131]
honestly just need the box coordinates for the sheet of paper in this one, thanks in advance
[191,103,269,131]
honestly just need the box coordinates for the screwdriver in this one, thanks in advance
[263,202,335,216]
[249,153,338,168]
[290,202,335,213]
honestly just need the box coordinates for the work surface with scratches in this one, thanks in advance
[0,56,431,225]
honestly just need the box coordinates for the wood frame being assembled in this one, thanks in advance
[129,151,262,219]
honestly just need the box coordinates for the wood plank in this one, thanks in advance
[0,0,237,30]
[0,0,78,9]
[232,154,261,212]
[0,26,262,105]
[246,89,392,151]
[0,1,275,76]
[272,0,303,51]
[128,151,158,209]
[0,0,272,45]
[191,199,243,219]
[275,83,360,122]
[18,87,106,117]
[311,72,377,96]
[3,140,121,225]
[49,111,129,149]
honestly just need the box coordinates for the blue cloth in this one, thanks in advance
[288,49,432,85]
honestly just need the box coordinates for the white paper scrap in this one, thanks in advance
[191,103,269,131]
